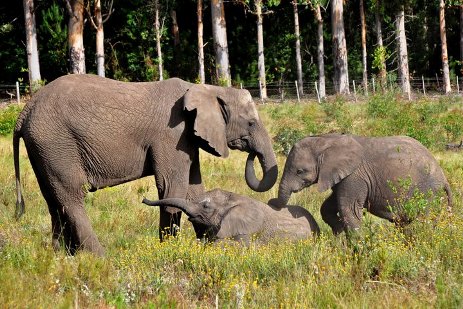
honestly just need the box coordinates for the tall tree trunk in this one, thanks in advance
[396,7,410,95]
[197,0,205,84]
[23,0,41,91]
[331,0,349,94]
[94,0,105,77]
[439,0,451,93]
[293,1,303,96]
[154,0,163,81]
[360,0,367,94]
[375,0,386,90]
[256,0,267,99]
[460,5,463,74]
[315,5,326,99]
[211,0,231,86]
[66,0,86,74]
[170,10,180,46]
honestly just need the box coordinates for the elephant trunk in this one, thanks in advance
[245,151,278,192]
[142,198,197,217]
[268,182,292,208]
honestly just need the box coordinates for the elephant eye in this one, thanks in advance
[248,120,256,128]
[296,169,305,175]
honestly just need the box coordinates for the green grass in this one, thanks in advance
[1,96,463,307]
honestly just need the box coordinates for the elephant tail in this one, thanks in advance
[444,182,453,211]
[13,121,25,220]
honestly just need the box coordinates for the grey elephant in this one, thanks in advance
[142,188,320,243]
[269,133,452,234]
[13,74,278,255]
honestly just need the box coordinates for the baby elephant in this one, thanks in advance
[269,133,452,234]
[143,189,319,243]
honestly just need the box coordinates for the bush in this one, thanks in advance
[440,109,463,143]
[0,105,22,136]
[273,127,306,156]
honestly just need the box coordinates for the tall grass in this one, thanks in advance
[1,96,463,307]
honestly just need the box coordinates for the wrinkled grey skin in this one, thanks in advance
[143,188,319,243]
[269,134,452,234]
[13,74,278,255]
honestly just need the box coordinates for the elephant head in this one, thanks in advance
[270,134,364,207]
[143,189,265,241]
[184,84,277,192]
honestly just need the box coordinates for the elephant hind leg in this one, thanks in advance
[321,193,344,235]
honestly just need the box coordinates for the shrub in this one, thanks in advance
[440,109,463,143]
[0,105,22,136]
[273,127,306,156]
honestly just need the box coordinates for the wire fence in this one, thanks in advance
[0,76,461,108]
[242,76,463,103]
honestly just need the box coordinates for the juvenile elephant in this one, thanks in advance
[142,188,320,243]
[269,134,452,234]
[14,74,278,255]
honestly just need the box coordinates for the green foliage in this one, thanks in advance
[0,105,21,136]
[372,46,387,73]
[440,109,463,143]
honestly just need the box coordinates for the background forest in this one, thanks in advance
[1,0,463,94]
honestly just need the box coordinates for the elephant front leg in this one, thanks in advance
[320,193,344,235]
[335,183,368,234]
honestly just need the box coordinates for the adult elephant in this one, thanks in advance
[269,133,452,234]
[14,74,278,255]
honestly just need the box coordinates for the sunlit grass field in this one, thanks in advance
[1,95,463,307]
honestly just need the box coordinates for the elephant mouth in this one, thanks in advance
[228,137,250,151]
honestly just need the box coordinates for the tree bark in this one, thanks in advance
[23,0,41,91]
[331,0,349,94]
[94,0,105,77]
[460,5,463,74]
[396,7,410,95]
[154,0,163,81]
[315,5,326,99]
[375,0,386,90]
[360,0,368,94]
[439,0,451,93]
[256,0,267,99]
[211,0,231,86]
[197,0,205,84]
[66,0,86,74]
[293,1,303,96]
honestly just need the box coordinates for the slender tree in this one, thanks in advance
[23,0,42,91]
[374,0,387,90]
[440,0,451,93]
[255,0,267,99]
[313,3,326,99]
[293,0,303,96]
[154,0,163,80]
[360,0,367,94]
[88,0,113,77]
[211,0,231,86]
[461,5,463,71]
[396,6,410,95]
[197,0,205,83]
[65,0,86,74]
[331,0,349,94]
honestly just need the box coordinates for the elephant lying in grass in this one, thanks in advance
[270,133,452,234]
[143,188,320,243]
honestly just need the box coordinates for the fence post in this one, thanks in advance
[295,80,300,103]
[457,76,460,94]
[315,82,321,104]
[422,76,426,95]
[16,81,20,104]
[435,73,440,90]
[240,82,243,89]
[352,80,357,102]
[372,77,375,94]
[258,80,263,103]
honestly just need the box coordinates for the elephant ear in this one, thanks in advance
[184,84,229,158]
[216,205,265,240]
[317,135,364,192]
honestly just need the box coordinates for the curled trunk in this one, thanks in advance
[245,152,278,192]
